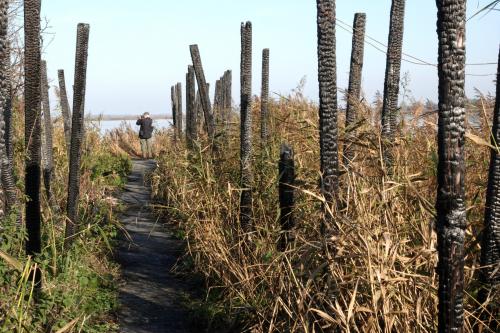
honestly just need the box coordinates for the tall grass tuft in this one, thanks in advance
[151,87,499,331]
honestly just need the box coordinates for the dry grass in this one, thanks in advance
[150,90,498,332]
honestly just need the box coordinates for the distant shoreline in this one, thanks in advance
[86,114,172,121]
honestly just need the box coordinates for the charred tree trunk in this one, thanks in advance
[0,0,7,218]
[176,82,183,139]
[186,65,197,149]
[41,60,54,202]
[260,48,270,145]
[381,0,405,168]
[316,0,339,208]
[478,45,500,330]
[57,69,72,154]
[278,144,295,251]
[214,79,221,126]
[171,85,177,130]
[190,44,215,141]
[0,3,16,215]
[24,0,42,262]
[65,23,90,247]
[224,70,232,121]
[194,88,202,132]
[240,21,253,231]
[343,13,366,168]
[435,1,466,331]
[2,85,17,212]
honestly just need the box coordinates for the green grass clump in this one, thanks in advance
[0,108,131,332]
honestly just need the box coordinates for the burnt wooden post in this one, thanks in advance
[41,60,54,202]
[214,78,222,125]
[190,44,215,142]
[186,65,197,149]
[171,85,177,131]
[222,70,232,133]
[0,0,16,215]
[316,0,339,210]
[176,82,183,138]
[58,69,72,153]
[260,48,270,145]
[343,13,366,168]
[278,144,295,251]
[435,0,466,331]
[381,0,406,169]
[478,45,500,331]
[240,21,253,231]
[24,0,42,262]
[65,23,90,247]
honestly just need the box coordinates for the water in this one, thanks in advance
[88,118,172,135]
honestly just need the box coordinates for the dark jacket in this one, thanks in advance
[136,117,154,139]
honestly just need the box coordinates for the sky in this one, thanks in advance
[39,0,500,117]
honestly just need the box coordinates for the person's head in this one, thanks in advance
[143,112,150,118]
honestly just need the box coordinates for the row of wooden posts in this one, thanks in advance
[0,0,91,289]
[167,0,499,331]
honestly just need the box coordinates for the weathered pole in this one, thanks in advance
[240,21,253,231]
[214,78,221,125]
[224,70,232,111]
[316,0,339,208]
[41,60,54,202]
[0,0,16,215]
[171,85,177,131]
[176,82,183,138]
[24,0,42,262]
[435,0,466,331]
[186,65,197,149]
[278,144,295,251]
[260,48,270,145]
[58,69,72,153]
[343,13,366,168]
[478,45,500,330]
[381,0,406,168]
[190,45,215,141]
[65,23,90,247]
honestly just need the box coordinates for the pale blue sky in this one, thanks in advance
[40,1,499,117]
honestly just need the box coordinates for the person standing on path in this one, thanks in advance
[136,112,154,159]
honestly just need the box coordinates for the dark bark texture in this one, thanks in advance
[57,69,72,153]
[278,144,295,251]
[0,0,6,216]
[381,0,405,166]
[24,0,42,257]
[2,85,17,212]
[190,44,215,141]
[214,78,221,125]
[435,1,466,332]
[65,23,90,246]
[176,82,183,138]
[240,21,253,231]
[316,0,339,204]
[260,48,270,144]
[186,65,197,149]
[41,60,54,202]
[0,1,16,214]
[171,85,177,129]
[222,70,232,133]
[224,70,232,110]
[343,13,366,168]
[478,45,500,330]
[194,88,201,131]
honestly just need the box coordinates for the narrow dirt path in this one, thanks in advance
[116,159,194,333]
